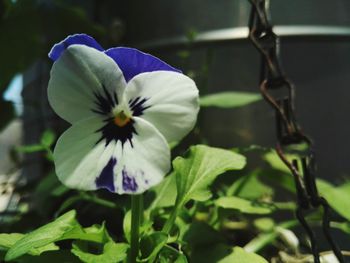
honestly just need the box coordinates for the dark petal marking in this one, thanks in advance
[122,169,138,192]
[113,92,118,105]
[104,47,182,82]
[129,96,150,117]
[48,34,104,62]
[92,85,118,116]
[95,157,117,192]
[96,118,137,148]
[92,88,149,148]
[129,97,141,108]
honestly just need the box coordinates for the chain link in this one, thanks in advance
[247,0,345,262]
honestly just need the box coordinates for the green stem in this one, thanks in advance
[81,192,117,208]
[244,219,298,253]
[162,203,179,234]
[130,194,143,263]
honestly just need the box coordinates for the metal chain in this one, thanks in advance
[247,1,345,262]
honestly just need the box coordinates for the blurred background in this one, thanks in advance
[1,0,350,254]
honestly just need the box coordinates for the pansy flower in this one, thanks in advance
[48,34,199,194]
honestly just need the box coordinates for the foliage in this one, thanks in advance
[16,129,56,161]
[2,108,350,263]
[174,145,246,205]
[2,210,128,262]
[200,91,261,108]
[1,4,350,262]
[5,134,350,262]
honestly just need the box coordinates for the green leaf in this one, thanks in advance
[66,223,110,244]
[174,254,189,263]
[227,169,273,199]
[338,181,350,193]
[215,196,273,214]
[0,233,58,255]
[264,150,350,221]
[331,221,350,235]
[5,210,110,261]
[140,232,168,262]
[15,250,81,263]
[220,246,268,263]
[123,210,132,243]
[262,151,296,192]
[149,174,177,210]
[183,222,225,248]
[253,218,275,232]
[200,92,261,108]
[263,151,290,174]
[52,185,70,197]
[264,170,296,193]
[192,244,267,263]
[317,179,350,221]
[5,210,79,261]
[158,245,188,263]
[0,233,23,249]
[40,130,56,148]
[71,241,128,263]
[163,145,246,234]
[175,145,246,206]
[55,195,84,216]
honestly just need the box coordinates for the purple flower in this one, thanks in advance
[47,34,199,194]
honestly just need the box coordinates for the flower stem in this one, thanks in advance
[130,194,143,263]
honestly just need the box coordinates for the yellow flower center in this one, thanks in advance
[114,111,131,127]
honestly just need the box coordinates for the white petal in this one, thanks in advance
[113,117,170,194]
[124,71,199,143]
[54,116,170,194]
[53,116,117,191]
[48,45,126,124]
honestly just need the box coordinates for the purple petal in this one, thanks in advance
[95,157,117,192]
[104,47,182,82]
[122,169,138,192]
[49,34,104,61]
